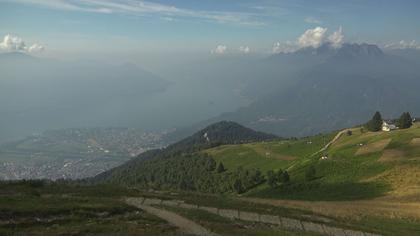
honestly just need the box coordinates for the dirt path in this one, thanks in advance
[127,200,219,236]
[311,129,347,157]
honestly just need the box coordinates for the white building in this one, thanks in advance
[382,121,397,132]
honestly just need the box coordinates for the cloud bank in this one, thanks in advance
[239,46,250,54]
[0,34,45,53]
[385,40,420,50]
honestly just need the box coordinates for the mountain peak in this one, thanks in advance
[174,121,278,149]
[335,43,384,59]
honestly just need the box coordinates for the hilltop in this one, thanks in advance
[91,121,278,190]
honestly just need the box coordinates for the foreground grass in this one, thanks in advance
[0,182,181,236]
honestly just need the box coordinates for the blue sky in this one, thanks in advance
[0,0,419,57]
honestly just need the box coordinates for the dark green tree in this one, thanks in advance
[305,166,316,181]
[206,158,217,171]
[276,169,283,181]
[217,162,225,173]
[266,170,277,188]
[366,111,383,132]
[281,171,290,183]
[233,179,245,194]
[398,112,413,129]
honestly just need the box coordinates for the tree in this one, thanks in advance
[280,171,290,183]
[346,130,353,136]
[266,170,277,188]
[276,169,283,181]
[366,111,383,132]
[398,112,413,129]
[233,179,245,194]
[305,166,316,181]
[217,162,225,173]
[206,158,216,171]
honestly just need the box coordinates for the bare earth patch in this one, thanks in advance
[378,149,405,162]
[355,138,391,156]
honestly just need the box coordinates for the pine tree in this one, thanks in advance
[217,162,225,173]
[281,171,290,183]
[366,111,383,132]
[276,169,283,181]
[398,112,413,129]
[266,170,277,188]
[233,179,244,194]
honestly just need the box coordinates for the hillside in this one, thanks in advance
[204,122,420,202]
[92,120,420,202]
[90,121,278,192]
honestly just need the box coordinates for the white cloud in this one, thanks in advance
[5,0,264,26]
[0,34,45,53]
[0,34,26,51]
[304,17,322,24]
[385,40,420,50]
[297,27,328,48]
[239,46,250,54]
[28,43,45,52]
[328,26,344,48]
[273,26,345,54]
[211,45,227,54]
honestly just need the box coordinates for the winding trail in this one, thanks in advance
[126,199,219,236]
[311,129,348,157]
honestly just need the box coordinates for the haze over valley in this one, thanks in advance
[1,1,420,235]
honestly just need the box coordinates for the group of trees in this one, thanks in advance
[98,151,267,194]
[266,169,290,188]
[366,111,414,132]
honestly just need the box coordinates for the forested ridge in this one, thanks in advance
[89,121,278,193]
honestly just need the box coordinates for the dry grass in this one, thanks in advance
[241,197,420,220]
[409,138,420,146]
[355,138,391,156]
[378,149,405,162]
[366,165,420,202]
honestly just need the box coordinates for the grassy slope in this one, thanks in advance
[205,133,336,173]
[205,123,420,201]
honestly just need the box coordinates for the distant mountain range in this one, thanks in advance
[0,52,170,143]
[187,43,420,137]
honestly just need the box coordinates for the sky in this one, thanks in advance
[0,0,420,59]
